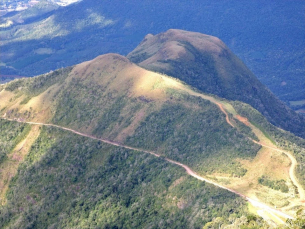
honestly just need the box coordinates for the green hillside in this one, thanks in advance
[0,54,261,177]
[0,121,258,228]
[0,53,304,227]
[0,0,304,109]
[231,101,305,189]
[127,29,305,139]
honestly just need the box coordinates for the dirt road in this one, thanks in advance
[2,117,294,220]
[179,86,304,202]
[252,140,305,200]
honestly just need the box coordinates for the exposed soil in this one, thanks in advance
[2,117,295,221]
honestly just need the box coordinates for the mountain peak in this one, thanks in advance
[128,29,305,138]
[129,29,228,67]
[71,53,132,78]
[67,53,182,102]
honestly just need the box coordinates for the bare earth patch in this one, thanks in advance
[0,125,41,205]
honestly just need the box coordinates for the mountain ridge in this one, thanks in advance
[1,0,304,111]
[127,29,305,139]
[0,49,305,227]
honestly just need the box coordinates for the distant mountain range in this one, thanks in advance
[0,0,304,112]
[0,30,305,227]
[0,0,80,13]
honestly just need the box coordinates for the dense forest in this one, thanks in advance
[0,52,304,228]
[0,121,262,228]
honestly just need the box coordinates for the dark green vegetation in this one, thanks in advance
[46,65,260,176]
[51,80,140,136]
[0,120,30,163]
[53,82,258,177]
[1,52,304,228]
[4,66,72,94]
[0,54,261,178]
[0,124,254,228]
[285,210,305,229]
[0,0,304,107]
[0,54,261,177]
[258,176,289,193]
[127,30,305,139]
[126,101,259,177]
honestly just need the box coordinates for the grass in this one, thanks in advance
[251,122,276,145]
[0,120,40,205]
[1,53,304,225]
[0,126,252,228]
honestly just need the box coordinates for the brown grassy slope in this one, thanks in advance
[127,29,305,139]
[1,53,304,218]
[0,53,194,137]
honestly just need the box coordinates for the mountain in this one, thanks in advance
[0,0,78,14]
[0,0,304,111]
[0,0,59,19]
[0,53,261,176]
[1,52,305,227]
[127,29,305,139]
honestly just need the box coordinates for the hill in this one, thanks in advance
[0,119,253,228]
[0,53,261,176]
[0,53,305,227]
[127,29,305,139]
[0,0,304,110]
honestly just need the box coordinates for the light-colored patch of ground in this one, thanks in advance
[235,115,251,126]
[168,176,186,190]
[211,147,291,195]
[0,20,13,28]
[0,89,15,111]
[0,125,41,205]
[70,53,185,102]
[0,82,60,123]
[115,108,147,143]
[240,148,290,181]
[257,209,285,226]
[10,88,56,123]
[0,92,28,117]
[18,84,60,122]
[129,69,169,100]
[140,40,192,66]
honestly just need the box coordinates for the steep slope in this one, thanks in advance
[127,29,305,139]
[0,55,270,228]
[0,120,253,228]
[1,53,304,225]
[1,0,304,109]
[0,53,260,177]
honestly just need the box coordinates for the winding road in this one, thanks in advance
[252,140,305,201]
[2,117,295,220]
[1,81,302,223]
[180,86,305,202]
